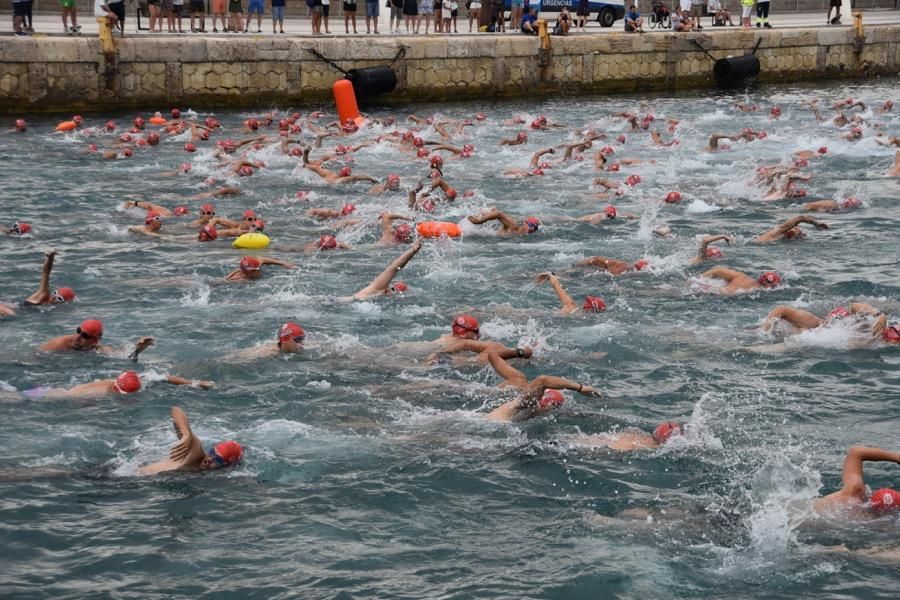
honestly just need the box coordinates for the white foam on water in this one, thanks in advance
[179,277,211,307]
[686,199,723,214]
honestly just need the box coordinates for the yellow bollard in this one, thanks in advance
[97,17,116,56]
[853,11,863,38]
[538,19,550,50]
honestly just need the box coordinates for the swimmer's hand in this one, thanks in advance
[194,380,215,390]
[814,222,830,230]
[46,249,58,258]
[533,272,557,284]
[578,385,601,397]
[129,337,155,362]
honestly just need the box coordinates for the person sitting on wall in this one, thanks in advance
[623,5,643,32]
[521,6,538,34]
[552,5,571,35]
[673,11,693,31]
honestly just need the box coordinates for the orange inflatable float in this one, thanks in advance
[417,221,462,239]
[148,116,168,125]
[55,121,77,132]
[332,80,365,128]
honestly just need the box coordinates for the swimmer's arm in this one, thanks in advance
[701,267,741,283]
[430,178,451,193]
[258,257,296,269]
[794,216,829,230]
[344,175,380,184]
[36,250,56,298]
[695,234,732,262]
[125,337,155,362]
[529,147,555,168]
[800,200,839,212]
[165,375,215,389]
[535,272,578,314]
[128,226,162,237]
[531,375,600,397]
[128,201,172,216]
[207,217,240,229]
[840,446,900,497]
[486,351,529,388]
[849,303,887,336]
[352,240,423,300]
[168,406,203,463]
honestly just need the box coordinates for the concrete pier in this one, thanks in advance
[1,25,898,112]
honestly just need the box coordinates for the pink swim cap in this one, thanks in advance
[452,314,480,339]
[539,389,565,410]
[184,143,196,153]
[653,422,682,444]
[339,167,352,177]
[664,191,681,203]
[869,488,900,512]
[114,371,141,394]
[583,296,606,312]
[318,235,338,250]
[14,118,26,132]
[758,271,782,287]
[705,247,723,259]
[240,256,262,272]
[198,225,218,241]
[604,205,617,219]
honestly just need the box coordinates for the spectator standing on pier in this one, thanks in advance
[390,0,403,33]
[690,0,703,29]
[173,0,185,31]
[228,0,243,32]
[417,0,432,33]
[403,0,417,32]
[740,0,752,28]
[12,0,29,36]
[246,0,264,32]
[492,0,505,32]
[60,0,81,34]
[365,0,380,32]
[211,0,226,30]
[756,0,770,27]
[190,0,206,32]
[344,0,359,32]
[467,0,480,32]
[322,0,332,32]
[308,0,323,33]
[576,0,589,31]
[509,0,523,32]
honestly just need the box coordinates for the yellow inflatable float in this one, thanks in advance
[232,233,270,249]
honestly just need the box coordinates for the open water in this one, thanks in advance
[1,78,899,599]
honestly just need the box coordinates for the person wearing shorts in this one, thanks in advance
[161,0,175,32]
[59,0,81,34]
[272,0,285,32]
[416,0,431,33]
[309,0,323,34]
[172,0,185,31]
[827,0,841,23]
[690,0,703,29]
[343,0,358,33]
[228,0,243,32]
[107,0,125,32]
[390,0,402,32]
[740,0,752,28]
[403,0,417,32]
[467,0,480,32]
[246,0,263,31]
[211,0,226,30]
[508,0,523,32]
[576,0,589,30]
[190,0,205,31]
[365,0,379,33]
[12,0,28,35]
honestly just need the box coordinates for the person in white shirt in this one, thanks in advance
[94,0,119,27]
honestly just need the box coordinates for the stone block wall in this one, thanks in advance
[1,25,898,112]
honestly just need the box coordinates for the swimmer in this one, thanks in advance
[367,173,402,195]
[754,216,829,243]
[191,203,217,227]
[187,186,241,201]
[211,217,266,239]
[482,351,599,422]
[4,221,32,236]
[128,211,166,237]
[499,132,529,146]
[224,322,306,361]
[224,256,295,282]
[574,205,637,225]
[699,267,782,295]
[393,313,514,362]
[793,147,828,160]
[307,204,357,220]
[689,234,733,265]
[208,209,259,232]
[20,250,77,308]
[304,161,378,185]
[425,340,532,367]
[576,256,649,275]
[567,422,683,451]
[137,406,243,475]
[800,197,862,213]
[300,234,352,253]
[533,272,606,315]
[38,319,155,360]
[875,136,900,148]
[875,100,894,114]
[650,130,678,147]
[21,371,213,401]
[377,212,415,246]
[813,446,900,518]
[349,240,422,300]
[467,209,541,236]
[757,302,896,346]
[704,133,737,152]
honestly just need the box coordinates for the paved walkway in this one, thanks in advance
[5,9,900,37]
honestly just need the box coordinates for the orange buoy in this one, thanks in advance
[416,221,462,239]
[333,79,362,128]
[55,121,77,132]
[148,116,167,125]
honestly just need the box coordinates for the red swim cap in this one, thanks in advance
[530,119,542,130]
[78,319,104,339]
[212,440,244,466]
[135,138,148,148]
[14,118,26,132]
[11,221,32,235]
[278,322,306,343]
[119,133,133,143]
[393,223,414,243]
[145,211,163,225]
[869,488,900,512]
[278,119,290,131]
[616,134,626,143]
[882,325,900,343]
[184,143,196,153]
[452,314,480,339]
[51,287,76,303]
[462,144,474,154]
[147,133,160,146]
[250,220,265,232]
[339,167,352,177]
[430,154,443,167]
[114,370,141,394]
[200,203,215,215]
[604,205,617,219]
[420,199,436,213]
[198,225,218,241]
[633,259,649,271]
[416,148,429,158]
[840,197,862,210]
[664,191,682,203]
[758,271,782,287]
[173,205,189,216]
[828,306,850,320]
[412,137,425,148]
[607,163,620,172]
[133,117,145,130]
[531,169,544,177]
[583,296,606,312]
[199,130,210,141]
[601,146,615,155]
[72,115,83,126]
[122,148,133,158]
[475,112,487,121]
[463,190,475,198]
[387,173,401,188]
[238,165,254,177]
[87,144,98,153]
[243,209,257,220]
[295,191,310,201]
[240,256,262,272]
[341,203,356,216]
[625,174,641,186]
[538,115,547,125]
[817,146,828,154]
[793,158,809,168]
[771,106,782,116]
[289,147,302,157]
[539,389,565,410]
[204,117,219,129]
[246,118,260,130]
[653,422,682,444]
[318,235,338,250]
[171,108,181,119]
[705,247,723,259]
[389,281,408,295]
[516,132,528,142]
[525,217,541,233]
[446,188,458,200]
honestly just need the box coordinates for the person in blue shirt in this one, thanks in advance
[521,6,537,34]
[624,4,643,32]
